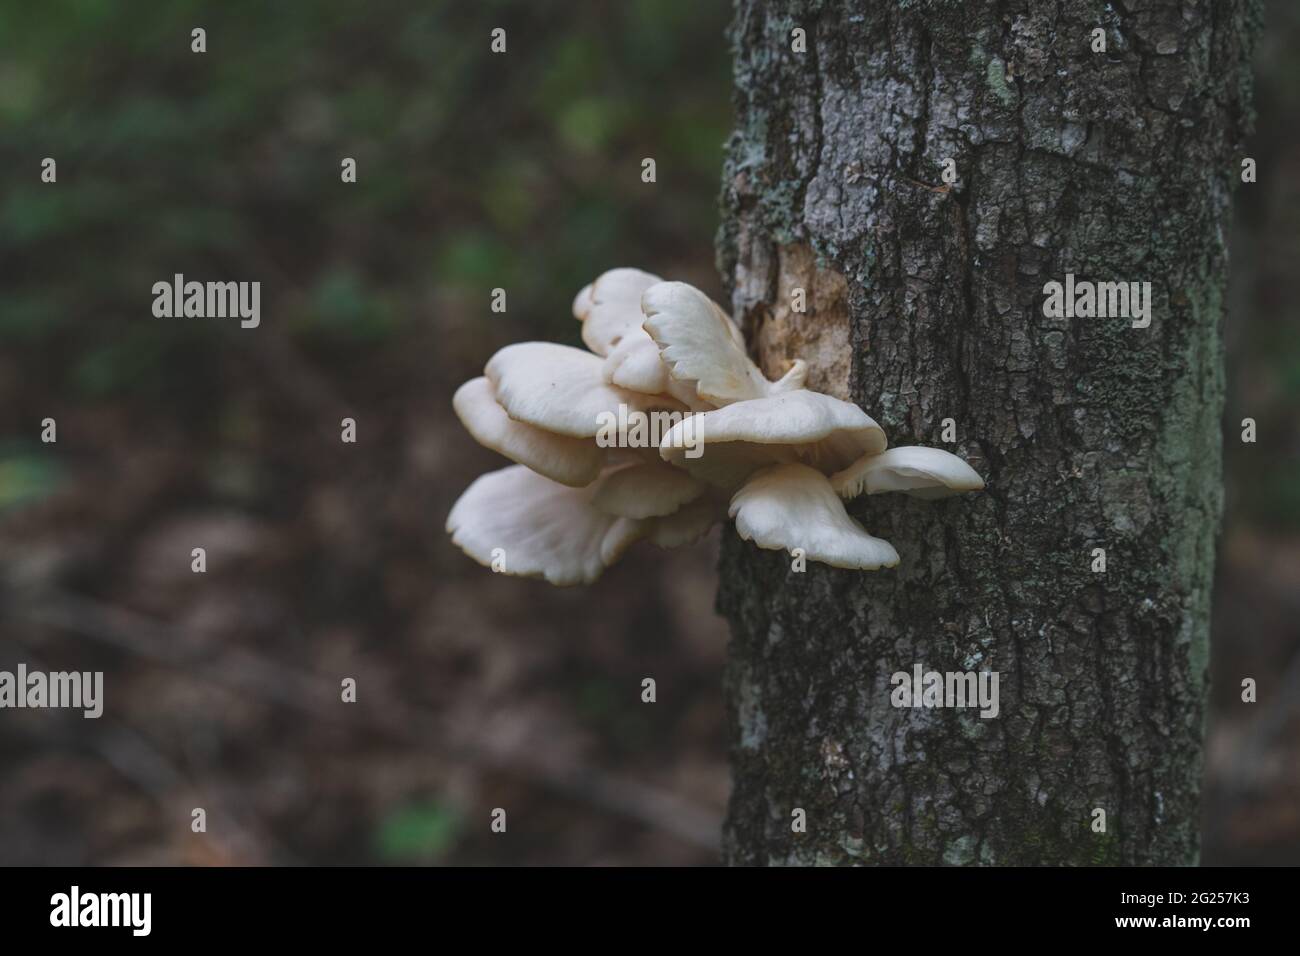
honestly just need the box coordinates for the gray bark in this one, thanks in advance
[715,0,1260,865]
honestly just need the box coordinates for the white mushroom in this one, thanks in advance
[641,281,778,405]
[830,446,986,500]
[446,465,646,586]
[485,342,684,439]
[448,270,983,585]
[729,463,899,570]
[592,460,707,519]
[602,328,671,394]
[571,282,594,322]
[602,328,711,409]
[453,377,604,487]
[648,494,723,548]
[569,272,710,409]
[660,389,887,488]
[573,268,662,356]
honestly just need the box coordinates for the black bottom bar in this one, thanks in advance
[0,865,1282,942]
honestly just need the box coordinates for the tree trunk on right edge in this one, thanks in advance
[715,0,1261,865]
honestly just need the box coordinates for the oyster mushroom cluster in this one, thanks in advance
[446,268,984,585]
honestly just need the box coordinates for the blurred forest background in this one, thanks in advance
[0,0,1296,865]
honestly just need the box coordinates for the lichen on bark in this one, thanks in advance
[715,0,1261,865]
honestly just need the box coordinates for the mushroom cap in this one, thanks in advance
[648,494,722,548]
[446,464,647,586]
[592,459,706,519]
[660,389,887,488]
[602,327,671,395]
[641,281,773,405]
[729,463,899,570]
[485,342,684,439]
[453,377,604,487]
[574,268,662,357]
[830,445,986,500]
[571,282,595,321]
[601,321,711,410]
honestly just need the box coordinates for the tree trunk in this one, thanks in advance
[715,0,1260,865]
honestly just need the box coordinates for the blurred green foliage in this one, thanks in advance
[374,800,462,862]
[0,0,732,399]
[0,443,65,511]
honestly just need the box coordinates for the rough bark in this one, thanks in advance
[716,0,1260,865]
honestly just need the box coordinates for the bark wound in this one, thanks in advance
[744,240,853,400]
